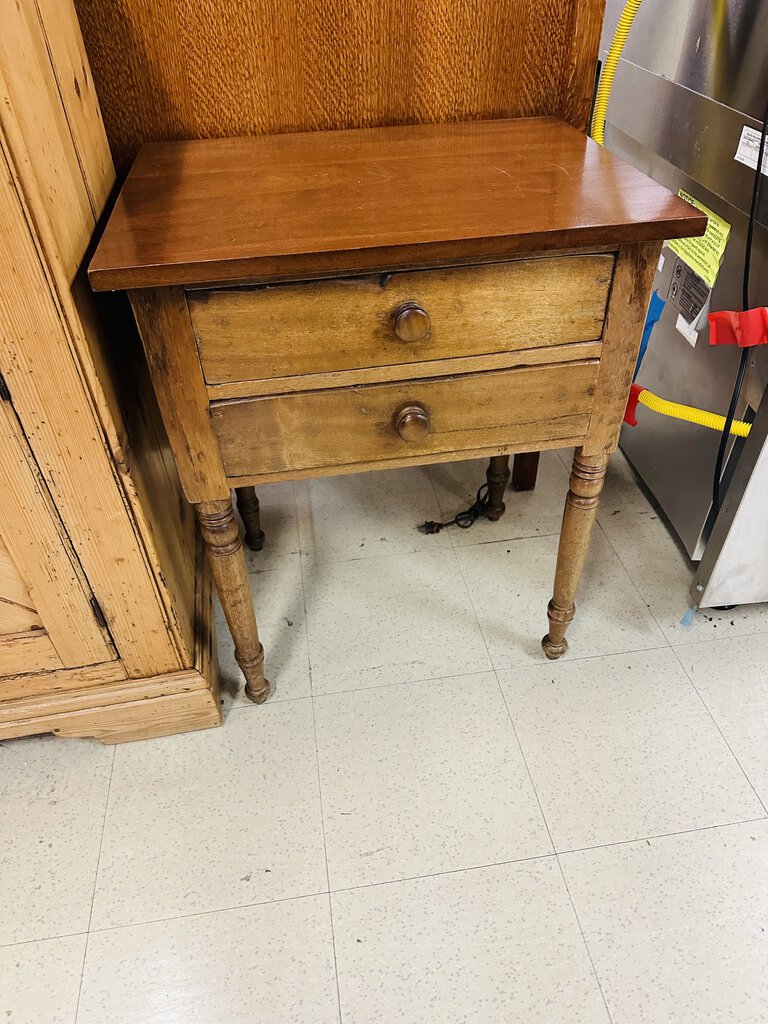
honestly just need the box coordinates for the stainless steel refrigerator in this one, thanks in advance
[599,0,768,606]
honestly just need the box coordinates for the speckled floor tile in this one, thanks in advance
[332,858,609,1023]
[314,672,550,889]
[428,451,570,548]
[239,480,300,574]
[457,527,665,669]
[677,634,768,808]
[216,558,310,708]
[597,463,768,644]
[90,701,325,929]
[498,648,763,851]
[0,933,85,1024]
[0,735,112,945]
[302,549,490,694]
[295,466,449,563]
[594,446,661,521]
[79,895,338,1024]
[560,820,768,1024]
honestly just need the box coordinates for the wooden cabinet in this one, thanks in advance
[0,1,218,742]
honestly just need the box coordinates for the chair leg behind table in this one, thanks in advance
[196,499,269,703]
[485,455,510,521]
[485,451,541,520]
[235,486,265,551]
[512,451,540,491]
[542,449,608,660]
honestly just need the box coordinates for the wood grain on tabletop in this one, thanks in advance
[75,0,606,167]
[89,118,707,290]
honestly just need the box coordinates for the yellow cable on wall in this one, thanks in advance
[591,0,643,145]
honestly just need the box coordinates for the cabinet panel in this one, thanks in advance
[0,396,115,672]
[0,632,61,676]
[0,536,43,635]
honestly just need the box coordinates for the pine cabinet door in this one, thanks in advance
[0,396,115,678]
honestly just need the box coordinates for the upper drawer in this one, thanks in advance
[189,255,614,385]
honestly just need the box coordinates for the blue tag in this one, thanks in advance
[634,290,666,381]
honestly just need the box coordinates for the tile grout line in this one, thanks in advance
[592,518,674,651]
[295,483,344,1024]
[593,501,684,647]
[425,463,465,561]
[492,670,615,1024]
[463,462,661,1024]
[552,855,615,1024]
[584,449,680,646]
[83,888,331,938]
[446,501,616,1020]
[443,508,501,672]
[669,645,768,816]
[558,814,768,858]
[307,688,344,1024]
[72,812,768,941]
[0,930,88,951]
[226,638,677,711]
[72,743,117,1023]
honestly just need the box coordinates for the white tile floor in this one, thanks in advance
[3,449,768,1023]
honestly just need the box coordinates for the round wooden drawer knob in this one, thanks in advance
[392,302,430,342]
[395,403,431,442]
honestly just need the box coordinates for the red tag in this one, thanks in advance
[624,383,644,427]
[708,308,768,347]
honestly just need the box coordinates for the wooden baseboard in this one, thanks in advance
[0,544,220,744]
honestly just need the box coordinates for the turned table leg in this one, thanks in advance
[512,451,540,492]
[542,449,608,660]
[235,485,265,551]
[196,498,269,703]
[485,455,510,521]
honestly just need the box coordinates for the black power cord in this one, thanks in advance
[422,483,491,534]
[712,98,768,517]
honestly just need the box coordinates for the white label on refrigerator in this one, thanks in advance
[734,125,768,176]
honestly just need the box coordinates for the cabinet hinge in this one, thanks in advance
[90,596,108,629]
[0,371,11,402]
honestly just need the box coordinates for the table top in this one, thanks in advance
[89,117,706,291]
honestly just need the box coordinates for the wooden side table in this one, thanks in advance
[89,118,705,704]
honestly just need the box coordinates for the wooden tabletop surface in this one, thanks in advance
[89,117,706,291]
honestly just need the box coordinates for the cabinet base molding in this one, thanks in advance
[0,668,221,744]
[0,555,220,744]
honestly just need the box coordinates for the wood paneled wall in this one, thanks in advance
[75,0,605,167]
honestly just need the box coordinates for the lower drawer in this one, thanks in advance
[211,360,598,479]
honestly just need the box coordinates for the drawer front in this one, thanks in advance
[190,255,614,385]
[211,360,599,479]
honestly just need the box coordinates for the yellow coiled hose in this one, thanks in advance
[591,0,643,145]
[637,389,751,438]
